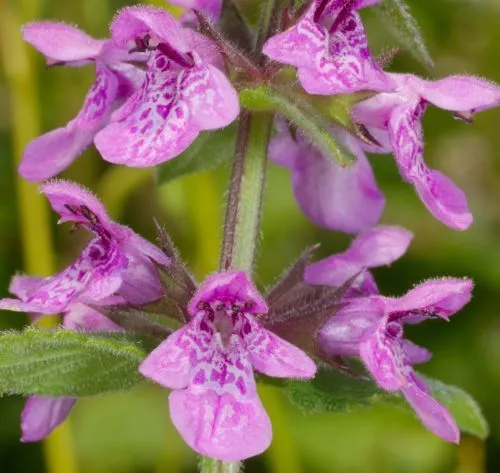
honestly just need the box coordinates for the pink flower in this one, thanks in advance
[0,180,168,315]
[20,22,144,181]
[305,225,413,296]
[307,228,473,442]
[140,271,316,461]
[0,180,167,441]
[263,0,394,95]
[319,279,472,442]
[94,6,239,167]
[269,120,385,233]
[352,73,500,230]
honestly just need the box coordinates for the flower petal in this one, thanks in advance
[402,379,459,443]
[95,55,238,167]
[306,225,412,287]
[263,6,323,69]
[358,0,381,6]
[359,317,408,391]
[403,340,432,364]
[21,396,76,442]
[386,277,473,322]
[19,63,119,182]
[169,334,271,461]
[63,303,121,332]
[22,22,104,63]
[117,249,164,305]
[318,297,384,357]
[111,6,191,52]
[345,225,413,267]
[185,63,239,130]
[40,180,112,229]
[298,12,394,95]
[263,6,393,95]
[388,101,472,230]
[351,92,404,130]
[408,74,500,114]
[169,386,271,461]
[15,238,127,314]
[9,275,43,300]
[140,313,212,390]
[245,317,316,378]
[18,127,94,182]
[289,135,384,233]
[188,272,268,316]
[116,232,169,305]
[73,63,120,131]
[268,119,304,168]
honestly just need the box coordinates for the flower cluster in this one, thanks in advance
[0,0,496,465]
[265,0,500,232]
[306,226,472,442]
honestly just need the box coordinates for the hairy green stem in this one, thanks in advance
[220,111,273,273]
[255,0,278,54]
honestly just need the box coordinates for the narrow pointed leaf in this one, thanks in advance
[266,245,319,306]
[0,328,146,397]
[287,367,488,439]
[240,86,355,167]
[153,221,196,308]
[156,125,237,184]
[265,285,344,353]
[375,0,434,69]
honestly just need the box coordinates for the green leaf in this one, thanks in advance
[286,367,488,439]
[286,366,386,412]
[425,376,489,440]
[240,86,354,167]
[0,328,147,397]
[156,125,237,184]
[375,0,434,69]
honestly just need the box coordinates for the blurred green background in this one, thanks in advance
[1,0,500,471]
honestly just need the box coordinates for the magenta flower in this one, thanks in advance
[269,120,385,233]
[317,278,473,442]
[305,225,413,296]
[263,0,394,95]
[94,6,239,167]
[0,180,168,315]
[20,302,121,442]
[140,271,316,461]
[307,229,473,442]
[20,22,144,181]
[352,73,500,230]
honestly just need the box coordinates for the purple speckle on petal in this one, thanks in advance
[192,369,206,385]
[236,377,247,395]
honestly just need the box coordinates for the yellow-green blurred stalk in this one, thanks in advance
[457,436,485,473]
[184,172,222,279]
[0,2,78,473]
